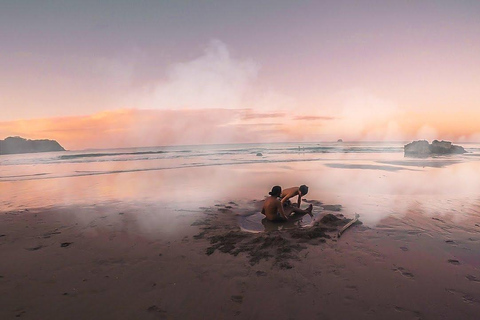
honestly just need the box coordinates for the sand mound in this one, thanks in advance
[192,202,363,269]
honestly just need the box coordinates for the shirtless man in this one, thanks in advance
[280,185,313,216]
[261,186,288,221]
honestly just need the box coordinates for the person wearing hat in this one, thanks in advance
[261,186,288,221]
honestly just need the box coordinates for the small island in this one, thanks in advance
[404,140,466,157]
[0,136,65,155]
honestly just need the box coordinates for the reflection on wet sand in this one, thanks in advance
[324,163,411,171]
[377,159,463,168]
[2,151,480,228]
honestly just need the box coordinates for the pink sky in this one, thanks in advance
[1,2,480,149]
[2,108,479,150]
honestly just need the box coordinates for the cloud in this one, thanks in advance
[321,88,405,141]
[130,40,313,116]
[293,115,335,121]
[145,40,259,110]
[232,123,282,128]
[415,125,438,141]
[241,111,286,120]
[0,109,300,149]
[458,132,480,142]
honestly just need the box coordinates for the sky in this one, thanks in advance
[1,0,480,149]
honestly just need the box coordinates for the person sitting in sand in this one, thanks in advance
[262,186,313,221]
[262,186,289,221]
[280,185,312,215]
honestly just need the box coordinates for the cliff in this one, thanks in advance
[404,140,466,157]
[0,136,65,155]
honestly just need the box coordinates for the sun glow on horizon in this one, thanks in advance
[2,108,480,150]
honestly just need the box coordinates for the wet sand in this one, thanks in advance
[1,199,479,320]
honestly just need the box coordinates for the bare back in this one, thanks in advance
[280,187,300,202]
[261,196,286,221]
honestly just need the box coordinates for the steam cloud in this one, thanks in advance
[150,40,258,110]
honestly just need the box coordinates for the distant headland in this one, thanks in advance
[404,140,466,157]
[0,136,65,155]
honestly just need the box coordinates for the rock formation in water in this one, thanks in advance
[404,140,466,157]
[0,136,65,155]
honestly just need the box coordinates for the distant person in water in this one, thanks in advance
[280,185,312,213]
[262,185,313,221]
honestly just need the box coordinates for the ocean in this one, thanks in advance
[1,141,480,225]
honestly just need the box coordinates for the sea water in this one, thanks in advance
[1,141,480,226]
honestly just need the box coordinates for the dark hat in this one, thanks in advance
[269,185,281,197]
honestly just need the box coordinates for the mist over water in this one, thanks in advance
[1,141,480,226]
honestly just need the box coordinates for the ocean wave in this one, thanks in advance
[270,146,403,154]
[59,150,166,160]
[0,157,326,182]
[0,173,49,179]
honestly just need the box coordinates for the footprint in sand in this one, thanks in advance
[15,309,26,318]
[231,295,243,303]
[329,269,341,276]
[446,288,480,305]
[466,275,480,283]
[393,266,415,279]
[394,306,422,318]
[147,305,167,317]
[25,245,44,251]
[43,231,61,239]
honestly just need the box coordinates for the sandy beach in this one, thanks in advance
[2,164,480,319]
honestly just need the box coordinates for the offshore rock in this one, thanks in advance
[0,136,65,155]
[404,140,466,157]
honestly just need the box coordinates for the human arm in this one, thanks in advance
[280,189,296,205]
[277,200,288,220]
[297,192,302,208]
